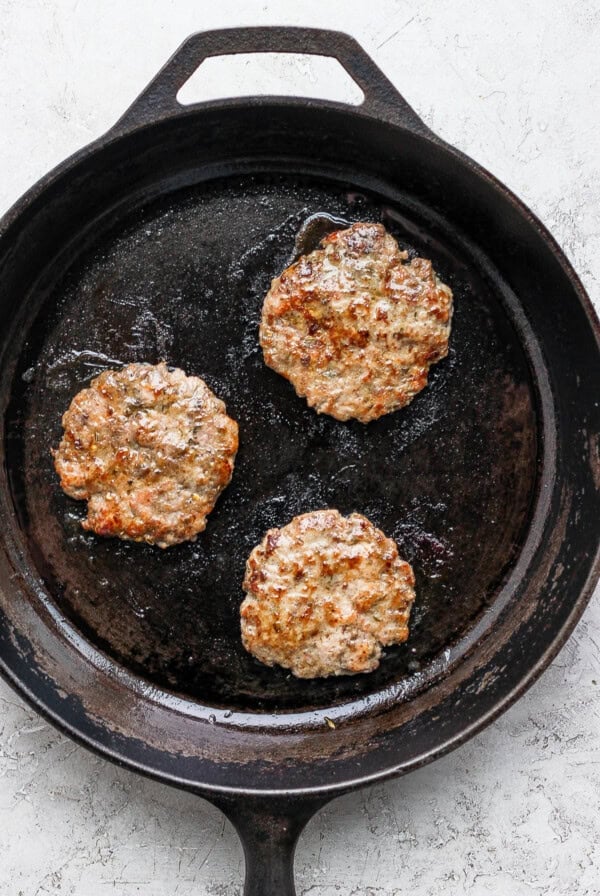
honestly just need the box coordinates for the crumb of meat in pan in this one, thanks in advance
[53,362,238,548]
[240,509,416,678]
[259,221,453,423]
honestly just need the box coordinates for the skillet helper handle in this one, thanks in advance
[213,795,326,896]
[112,26,432,136]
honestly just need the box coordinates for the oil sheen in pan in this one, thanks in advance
[6,172,538,712]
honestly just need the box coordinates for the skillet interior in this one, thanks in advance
[5,170,537,712]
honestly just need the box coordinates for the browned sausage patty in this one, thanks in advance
[260,222,453,422]
[240,509,416,678]
[53,362,238,548]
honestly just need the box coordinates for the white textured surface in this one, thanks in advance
[1,1,599,893]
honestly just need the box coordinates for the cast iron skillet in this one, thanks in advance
[0,27,599,894]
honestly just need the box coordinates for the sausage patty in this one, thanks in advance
[53,362,238,548]
[240,509,416,678]
[260,222,453,422]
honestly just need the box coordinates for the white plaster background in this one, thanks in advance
[0,1,599,894]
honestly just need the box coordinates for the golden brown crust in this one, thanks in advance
[240,509,416,678]
[259,222,453,422]
[53,362,238,548]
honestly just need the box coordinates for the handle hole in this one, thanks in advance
[176,53,364,106]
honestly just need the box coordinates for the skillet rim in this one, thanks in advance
[0,97,599,798]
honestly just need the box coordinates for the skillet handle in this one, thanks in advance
[211,794,328,896]
[112,27,432,137]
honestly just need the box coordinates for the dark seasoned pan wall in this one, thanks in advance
[0,89,597,790]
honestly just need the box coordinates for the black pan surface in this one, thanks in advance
[6,173,537,712]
